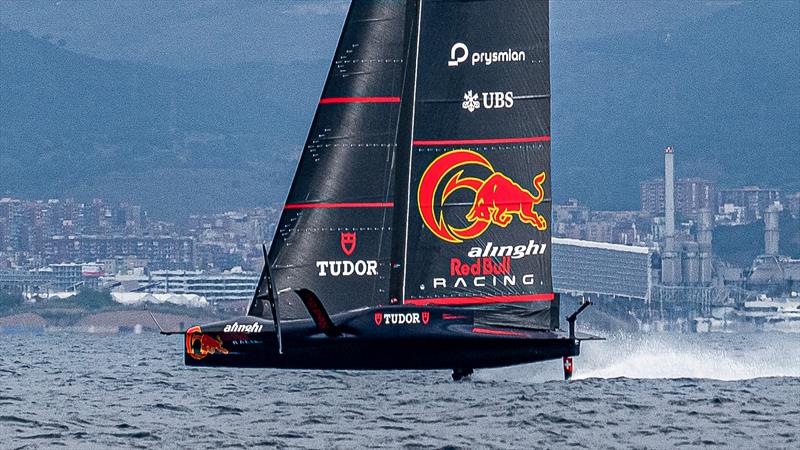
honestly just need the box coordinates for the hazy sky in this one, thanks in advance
[1,0,749,68]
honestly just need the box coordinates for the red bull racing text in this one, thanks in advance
[430,239,548,291]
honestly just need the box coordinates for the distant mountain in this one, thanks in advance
[551,0,799,209]
[0,27,327,218]
[1,0,798,217]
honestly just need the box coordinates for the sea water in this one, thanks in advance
[1,332,798,449]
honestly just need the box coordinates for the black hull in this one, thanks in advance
[186,336,579,370]
[183,306,579,370]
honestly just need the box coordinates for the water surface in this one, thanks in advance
[1,333,798,448]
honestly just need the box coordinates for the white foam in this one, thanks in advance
[575,333,800,381]
[480,332,800,382]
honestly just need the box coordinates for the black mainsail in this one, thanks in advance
[394,0,555,329]
[263,0,554,329]
[264,0,411,320]
[189,0,595,378]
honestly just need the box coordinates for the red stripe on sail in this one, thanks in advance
[319,97,401,104]
[405,293,554,306]
[413,136,551,146]
[472,327,527,337]
[284,202,394,209]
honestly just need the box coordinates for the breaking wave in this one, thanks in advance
[481,332,800,382]
[576,332,800,381]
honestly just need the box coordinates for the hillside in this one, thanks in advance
[0,27,326,218]
[1,1,798,215]
[552,0,800,208]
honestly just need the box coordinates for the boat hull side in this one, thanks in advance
[183,306,580,369]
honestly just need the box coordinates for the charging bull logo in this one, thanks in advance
[418,149,547,243]
[185,326,229,360]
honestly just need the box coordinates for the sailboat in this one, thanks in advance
[162,0,599,380]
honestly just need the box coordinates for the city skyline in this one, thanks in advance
[2,171,797,272]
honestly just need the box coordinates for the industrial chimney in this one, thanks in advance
[698,208,713,285]
[661,146,682,285]
[764,204,781,256]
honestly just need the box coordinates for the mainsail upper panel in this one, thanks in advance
[399,0,554,329]
[266,0,411,319]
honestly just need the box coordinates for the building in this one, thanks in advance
[786,192,800,219]
[554,199,590,226]
[0,263,101,294]
[47,235,194,270]
[640,178,666,217]
[553,238,652,300]
[717,186,781,223]
[640,178,715,218]
[109,267,258,309]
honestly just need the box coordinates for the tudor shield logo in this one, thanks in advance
[421,311,430,325]
[374,312,383,325]
[418,150,547,243]
[340,232,356,256]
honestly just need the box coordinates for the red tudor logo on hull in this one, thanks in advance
[374,312,430,326]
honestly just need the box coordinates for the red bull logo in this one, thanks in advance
[418,149,547,243]
[185,326,229,360]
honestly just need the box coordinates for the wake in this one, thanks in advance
[575,332,800,381]
[482,332,800,382]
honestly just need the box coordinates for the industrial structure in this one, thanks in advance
[661,146,682,285]
[556,145,798,332]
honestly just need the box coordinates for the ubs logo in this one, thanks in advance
[462,90,514,112]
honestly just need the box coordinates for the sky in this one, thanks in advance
[1,0,749,68]
[0,0,350,67]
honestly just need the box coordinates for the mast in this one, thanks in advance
[389,0,422,303]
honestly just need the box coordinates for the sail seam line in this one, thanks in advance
[319,97,401,104]
[405,293,554,305]
[471,327,528,337]
[413,136,551,146]
[285,202,394,209]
